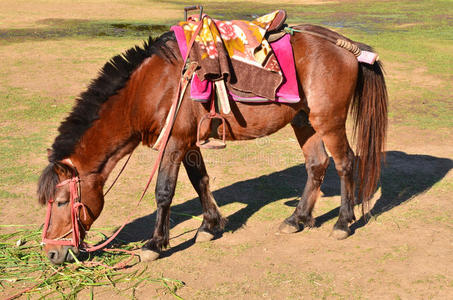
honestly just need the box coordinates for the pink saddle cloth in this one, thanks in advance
[171,20,300,103]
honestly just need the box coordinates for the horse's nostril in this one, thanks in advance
[48,250,58,262]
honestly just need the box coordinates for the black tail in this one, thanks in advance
[350,46,388,210]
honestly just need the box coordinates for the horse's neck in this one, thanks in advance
[70,84,141,183]
[70,54,177,183]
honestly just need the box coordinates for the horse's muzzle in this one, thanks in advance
[47,246,79,264]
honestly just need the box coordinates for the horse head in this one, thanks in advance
[38,151,104,264]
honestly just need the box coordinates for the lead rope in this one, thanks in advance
[81,18,204,254]
[103,151,133,197]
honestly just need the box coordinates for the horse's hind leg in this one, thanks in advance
[279,115,329,233]
[308,100,356,239]
[183,147,227,242]
[319,129,356,239]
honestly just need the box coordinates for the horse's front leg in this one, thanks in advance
[141,138,186,261]
[183,147,227,242]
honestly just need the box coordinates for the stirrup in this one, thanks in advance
[196,113,226,149]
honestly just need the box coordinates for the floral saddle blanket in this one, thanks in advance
[171,10,300,103]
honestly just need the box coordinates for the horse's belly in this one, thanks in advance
[220,102,301,140]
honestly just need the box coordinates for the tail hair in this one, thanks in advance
[350,47,388,212]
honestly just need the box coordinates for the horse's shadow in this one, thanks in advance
[116,151,452,251]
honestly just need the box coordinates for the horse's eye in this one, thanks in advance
[57,201,69,207]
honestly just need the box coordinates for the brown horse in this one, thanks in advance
[37,24,387,264]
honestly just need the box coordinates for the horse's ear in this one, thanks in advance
[60,158,75,168]
[46,148,53,159]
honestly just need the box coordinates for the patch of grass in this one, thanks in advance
[392,99,452,130]
[436,173,453,193]
[231,242,254,256]
[0,87,70,123]
[411,274,453,292]
[0,166,39,188]
[0,88,65,189]
[197,242,226,261]
[0,226,185,299]
[379,244,411,262]
[254,201,294,222]
[0,19,170,45]
[0,190,21,199]
[220,202,247,215]
[304,271,343,299]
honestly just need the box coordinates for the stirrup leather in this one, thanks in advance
[196,91,226,149]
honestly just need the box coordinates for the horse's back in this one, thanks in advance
[166,25,360,143]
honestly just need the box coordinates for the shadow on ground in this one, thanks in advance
[116,150,452,249]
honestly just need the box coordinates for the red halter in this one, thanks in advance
[41,17,203,252]
[41,170,86,248]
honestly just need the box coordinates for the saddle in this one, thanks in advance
[156,7,378,150]
[175,7,297,149]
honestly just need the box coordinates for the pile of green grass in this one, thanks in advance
[0,225,184,299]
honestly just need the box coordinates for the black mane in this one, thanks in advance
[38,31,176,204]
[49,31,176,163]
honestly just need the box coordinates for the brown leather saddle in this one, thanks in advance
[184,6,288,149]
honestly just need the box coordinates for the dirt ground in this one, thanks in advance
[1,0,452,299]
[89,128,453,299]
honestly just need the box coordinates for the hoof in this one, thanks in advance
[331,228,350,240]
[138,249,160,262]
[195,230,215,243]
[301,216,315,228]
[278,221,299,234]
